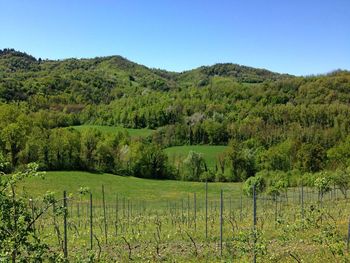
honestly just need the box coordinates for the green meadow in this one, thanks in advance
[165,145,228,168]
[20,171,241,202]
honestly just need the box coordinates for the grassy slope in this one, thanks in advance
[165,145,228,168]
[19,171,241,202]
[71,125,153,137]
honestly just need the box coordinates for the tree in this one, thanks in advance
[1,123,26,168]
[331,168,350,198]
[217,152,226,174]
[182,151,206,181]
[18,126,50,170]
[297,143,326,173]
[47,128,80,170]
[96,134,122,173]
[202,119,227,144]
[327,136,350,169]
[80,129,101,171]
[226,140,257,181]
[261,139,296,171]
[132,143,170,179]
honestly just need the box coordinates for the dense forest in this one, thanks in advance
[1,48,350,183]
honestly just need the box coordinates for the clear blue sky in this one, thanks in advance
[0,0,349,75]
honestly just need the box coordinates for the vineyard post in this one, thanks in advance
[301,181,304,220]
[205,181,208,239]
[121,197,125,234]
[127,199,130,229]
[279,193,282,217]
[229,196,232,218]
[30,198,35,234]
[63,190,68,259]
[347,216,350,251]
[115,194,118,237]
[240,192,243,221]
[175,201,177,219]
[187,194,190,227]
[194,192,197,231]
[90,192,93,250]
[130,200,133,218]
[274,194,278,223]
[77,198,80,227]
[181,198,184,224]
[253,184,257,263]
[102,185,108,244]
[123,197,126,218]
[220,189,223,257]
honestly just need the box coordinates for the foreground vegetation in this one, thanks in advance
[4,166,350,262]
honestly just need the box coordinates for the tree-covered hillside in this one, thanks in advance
[1,48,350,182]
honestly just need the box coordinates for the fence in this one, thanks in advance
[30,183,350,262]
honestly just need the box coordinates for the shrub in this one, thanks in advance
[243,175,266,196]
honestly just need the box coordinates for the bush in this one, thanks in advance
[0,163,59,261]
[215,172,226,182]
[243,175,266,196]
[199,171,215,182]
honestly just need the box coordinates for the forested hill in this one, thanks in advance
[1,48,350,182]
[0,48,290,102]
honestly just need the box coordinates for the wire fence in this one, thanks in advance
[30,183,350,261]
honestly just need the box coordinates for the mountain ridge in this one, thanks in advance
[1,48,349,104]
[0,48,289,78]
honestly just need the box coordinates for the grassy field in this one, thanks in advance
[71,125,154,138]
[19,171,241,202]
[165,145,228,169]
